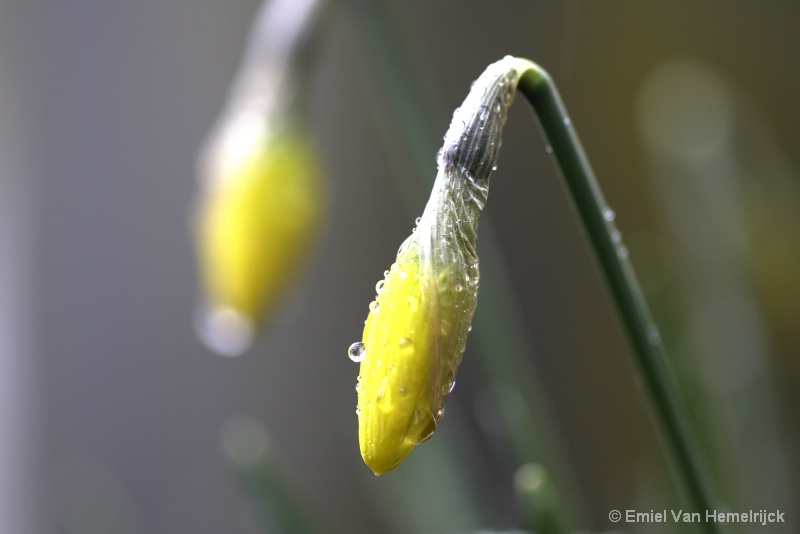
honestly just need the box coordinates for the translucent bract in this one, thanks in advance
[356,56,526,474]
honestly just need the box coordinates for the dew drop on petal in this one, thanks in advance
[375,280,385,294]
[398,337,414,355]
[369,300,380,313]
[348,342,366,362]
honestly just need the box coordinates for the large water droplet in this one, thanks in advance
[197,306,255,357]
[369,300,380,313]
[348,342,366,362]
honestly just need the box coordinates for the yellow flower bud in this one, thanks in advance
[194,121,324,356]
[191,0,330,356]
[354,57,526,474]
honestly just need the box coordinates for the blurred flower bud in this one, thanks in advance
[192,0,329,356]
[354,57,526,474]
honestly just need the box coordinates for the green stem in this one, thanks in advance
[517,63,721,532]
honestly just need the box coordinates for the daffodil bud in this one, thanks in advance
[192,0,328,356]
[353,57,527,475]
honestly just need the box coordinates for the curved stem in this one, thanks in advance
[517,63,722,532]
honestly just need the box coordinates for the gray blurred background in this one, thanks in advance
[1,1,799,533]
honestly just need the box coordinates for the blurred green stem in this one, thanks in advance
[517,62,721,532]
[220,416,327,534]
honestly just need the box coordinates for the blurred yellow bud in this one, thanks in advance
[354,57,525,474]
[191,0,331,356]
[194,122,324,356]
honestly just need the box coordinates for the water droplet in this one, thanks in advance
[415,216,421,225]
[468,324,473,332]
[355,407,362,415]
[603,207,616,222]
[375,280,385,294]
[545,145,553,154]
[617,245,629,259]
[398,337,414,355]
[399,386,408,396]
[563,117,571,125]
[348,342,366,362]
[611,230,622,243]
[436,408,445,419]
[455,283,463,292]
[448,379,456,393]
[369,300,380,313]
[491,164,498,171]
[377,377,388,401]
[383,270,389,277]
[398,270,407,280]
